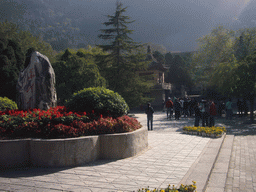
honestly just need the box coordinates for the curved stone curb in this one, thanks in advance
[0,127,148,169]
[30,135,100,167]
[100,126,148,159]
[178,133,226,192]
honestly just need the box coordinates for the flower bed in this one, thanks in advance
[138,181,196,192]
[182,126,226,138]
[0,106,147,169]
[0,106,142,140]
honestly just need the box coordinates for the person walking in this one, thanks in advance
[194,102,201,126]
[200,100,209,127]
[189,98,196,116]
[183,98,189,118]
[145,103,154,131]
[237,99,242,117]
[209,100,217,127]
[174,98,182,120]
[180,98,184,117]
[226,98,233,120]
[165,97,173,119]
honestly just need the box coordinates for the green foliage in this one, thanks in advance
[153,51,165,63]
[165,54,193,89]
[0,20,56,62]
[97,2,152,108]
[234,28,256,62]
[210,52,256,122]
[210,57,238,97]
[231,53,256,98]
[65,87,129,118]
[0,97,18,111]
[165,52,174,65]
[53,48,106,104]
[192,26,235,85]
[0,38,24,101]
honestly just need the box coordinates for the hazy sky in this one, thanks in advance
[8,0,256,52]
[71,0,255,52]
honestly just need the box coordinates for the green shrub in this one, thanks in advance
[65,87,129,118]
[0,97,18,111]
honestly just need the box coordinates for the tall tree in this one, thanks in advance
[97,2,151,108]
[165,55,193,91]
[211,53,256,123]
[234,28,256,62]
[98,1,139,69]
[153,51,165,64]
[165,52,174,66]
[53,48,106,104]
[0,20,56,62]
[192,26,235,86]
[0,38,24,101]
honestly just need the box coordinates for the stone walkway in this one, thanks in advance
[205,115,256,192]
[1,112,256,191]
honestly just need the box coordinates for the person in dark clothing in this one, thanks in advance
[145,103,154,131]
[194,102,201,126]
[237,99,242,117]
[242,99,248,116]
[218,100,225,117]
[189,98,196,116]
[174,98,182,120]
[183,98,189,117]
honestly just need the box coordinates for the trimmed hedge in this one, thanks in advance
[0,97,18,111]
[65,87,129,118]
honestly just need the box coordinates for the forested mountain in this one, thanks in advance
[2,0,254,52]
[0,0,99,51]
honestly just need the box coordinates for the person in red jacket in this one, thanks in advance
[165,97,173,119]
[209,100,217,127]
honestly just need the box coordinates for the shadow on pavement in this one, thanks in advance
[0,159,118,178]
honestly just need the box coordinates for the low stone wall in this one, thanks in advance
[30,136,100,167]
[0,139,30,169]
[100,127,148,159]
[0,127,148,169]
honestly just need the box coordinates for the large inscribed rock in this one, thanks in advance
[16,51,57,110]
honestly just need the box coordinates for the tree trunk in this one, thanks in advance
[249,97,254,123]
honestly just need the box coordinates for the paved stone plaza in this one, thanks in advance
[1,112,256,191]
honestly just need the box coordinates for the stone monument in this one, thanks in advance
[16,51,57,110]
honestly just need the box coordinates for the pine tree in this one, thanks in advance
[97,1,152,108]
[98,1,139,66]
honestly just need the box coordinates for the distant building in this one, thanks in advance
[138,46,172,110]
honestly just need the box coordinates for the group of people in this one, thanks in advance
[145,97,242,131]
[193,99,218,127]
[164,97,197,120]
[164,97,219,127]
[164,97,236,127]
